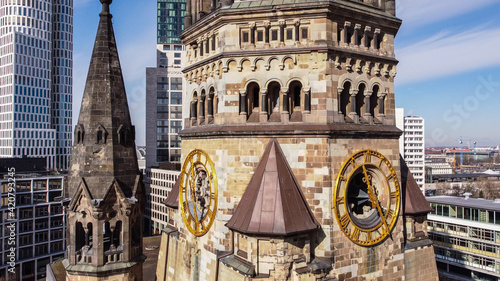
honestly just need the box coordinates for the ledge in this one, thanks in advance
[180,123,402,139]
[63,255,146,277]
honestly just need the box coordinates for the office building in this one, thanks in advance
[396,109,426,190]
[427,196,500,281]
[148,168,179,235]
[0,158,66,281]
[0,0,73,170]
[145,0,186,168]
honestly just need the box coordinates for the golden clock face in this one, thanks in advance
[179,149,218,237]
[333,150,400,246]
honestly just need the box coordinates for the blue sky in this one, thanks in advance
[73,0,500,147]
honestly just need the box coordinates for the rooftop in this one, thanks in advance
[426,196,500,212]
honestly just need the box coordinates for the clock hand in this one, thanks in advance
[362,165,389,231]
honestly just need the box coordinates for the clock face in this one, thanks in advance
[179,149,218,237]
[333,150,400,246]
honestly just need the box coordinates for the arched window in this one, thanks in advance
[370,85,379,118]
[76,221,85,251]
[339,81,351,118]
[117,125,129,145]
[87,222,93,248]
[104,221,111,252]
[207,88,215,118]
[113,221,122,248]
[190,93,198,126]
[246,82,260,122]
[96,125,108,144]
[356,83,366,118]
[289,81,303,122]
[75,124,84,144]
[267,82,281,122]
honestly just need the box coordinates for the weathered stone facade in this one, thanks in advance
[157,0,438,280]
[60,1,146,280]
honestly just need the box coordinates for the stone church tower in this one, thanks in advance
[62,0,145,280]
[156,0,439,280]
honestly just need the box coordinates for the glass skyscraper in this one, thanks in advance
[146,0,186,168]
[0,0,73,171]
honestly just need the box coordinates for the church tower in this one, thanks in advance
[63,0,145,280]
[156,0,439,280]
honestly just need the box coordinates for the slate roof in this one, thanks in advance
[226,139,320,236]
[66,0,140,200]
[163,177,180,209]
[400,156,433,215]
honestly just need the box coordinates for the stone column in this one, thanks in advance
[207,95,214,117]
[190,101,198,124]
[304,88,311,113]
[364,26,371,49]
[239,89,247,116]
[294,20,300,44]
[264,21,270,46]
[199,96,205,123]
[354,24,361,46]
[282,88,289,113]
[342,21,351,46]
[373,28,380,50]
[349,89,359,123]
[378,92,387,117]
[260,89,268,122]
[364,91,372,116]
[279,20,286,46]
[250,22,256,46]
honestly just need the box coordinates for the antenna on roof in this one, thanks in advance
[463,192,472,200]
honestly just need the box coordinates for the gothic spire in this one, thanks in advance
[67,0,139,200]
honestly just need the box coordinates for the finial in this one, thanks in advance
[100,0,112,14]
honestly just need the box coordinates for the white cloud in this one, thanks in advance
[396,25,500,85]
[396,0,500,29]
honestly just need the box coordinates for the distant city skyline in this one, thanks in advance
[73,0,500,147]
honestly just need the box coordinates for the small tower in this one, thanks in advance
[63,0,145,280]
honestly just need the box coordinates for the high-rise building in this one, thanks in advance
[396,109,426,190]
[145,0,186,169]
[155,0,439,280]
[0,158,66,281]
[0,0,73,170]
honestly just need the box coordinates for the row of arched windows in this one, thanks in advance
[75,124,131,145]
[190,87,218,125]
[75,220,123,264]
[338,81,386,123]
[241,80,310,122]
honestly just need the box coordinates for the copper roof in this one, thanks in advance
[226,139,320,236]
[163,177,180,209]
[401,156,433,215]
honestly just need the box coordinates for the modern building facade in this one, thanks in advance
[427,196,500,281]
[145,0,186,168]
[155,0,439,280]
[0,162,66,281]
[396,109,425,190]
[148,168,179,235]
[0,0,73,170]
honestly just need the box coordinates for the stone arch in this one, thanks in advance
[253,57,264,71]
[191,91,199,121]
[224,58,237,72]
[266,80,282,121]
[338,73,355,90]
[282,55,296,70]
[75,124,85,144]
[339,80,352,117]
[96,124,108,144]
[117,124,129,145]
[369,76,384,91]
[243,80,261,121]
[355,82,367,117]
[267,56,280,71]
[208,86,217,117]
[238,58,251,72]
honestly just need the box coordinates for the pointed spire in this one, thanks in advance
[226,139,320,236]
[67,0,139,200]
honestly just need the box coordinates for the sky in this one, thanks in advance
[73,0,500,147]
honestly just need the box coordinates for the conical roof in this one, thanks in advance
[400,156,432,215]
[163,177,180,209]
[226,139,320,236]
[67,0,139,200]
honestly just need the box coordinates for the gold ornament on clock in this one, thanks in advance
[179,149,218,236]
[333,150,400,246]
